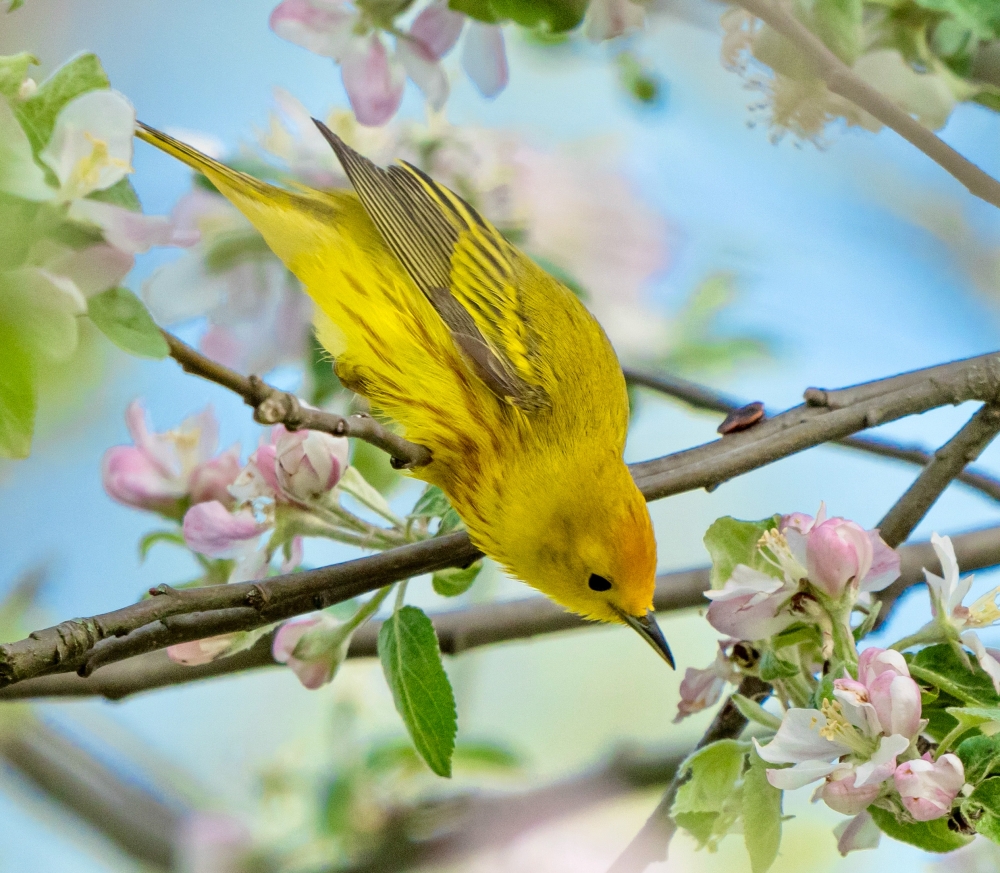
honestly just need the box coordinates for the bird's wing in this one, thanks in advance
[314,120,550,412]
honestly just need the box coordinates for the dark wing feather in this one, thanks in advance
[313,118,549,411]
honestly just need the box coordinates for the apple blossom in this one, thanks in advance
[102,402,241,517]
[272,613,351,689]
[674,640,740,722]
[703,564,798,640]
[461,22,508,99]
[274,429,349,505]
[894,753,965,821]
[832,810,881,855]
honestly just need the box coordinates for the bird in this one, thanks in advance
[135,119,673,668]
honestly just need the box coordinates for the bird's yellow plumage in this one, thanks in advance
[136,120,671,665]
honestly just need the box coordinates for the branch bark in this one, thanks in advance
[5,525,1000,701]
[4,351,1000,691]
[163,330,432,468]
[732,0,1000,211]
[624,368,1000,503]
[877,404,1000,548]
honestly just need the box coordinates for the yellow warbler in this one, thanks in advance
[136,120,671,666]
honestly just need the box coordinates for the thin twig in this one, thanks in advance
[731,0,1000,211]
[624,368,1000,503]
[877,404,1000,548]
[5,525,1000,701]
[606,676,771,873]
[162,330,432,468]
[4,351,1000,690]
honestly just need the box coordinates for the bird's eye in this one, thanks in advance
[588,573,612,592]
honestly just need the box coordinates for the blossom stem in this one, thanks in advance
[345,584,394,634]
[889,627,944,652]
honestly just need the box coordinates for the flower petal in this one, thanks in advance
[340,35,405,126]
[182,501,268,558]
[853,733,910,787]
[67,199,198,254]
[754,708,849,766]
[584,0,645,42]
[763,756,840,790]
[410,1,465,57]
[461,23,508,98]
[269,0,355,58]
[39,89,135,200]
[962,630,1000,694]
[396,37,449,110]
[833,811,881,856]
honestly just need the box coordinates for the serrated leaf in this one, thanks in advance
[86,177,141,211]
[438,506,464,533]
[963,776,1000,842]
[946,706,1000,738]
[432,561,482,597]
[339,464,395,519]
[378,605,457,777]
[868,804,971,852]
[703,516,780,588]
[0,53,38,101]
[743,748,782,873]
[910,644,1000,706]
[0,323,36,458]
[957,734,1000,784]
[732,693,782,731]
[138,529,187,562]
[16,53,110,154]
[88,287,169,359]
[673,740,747,816]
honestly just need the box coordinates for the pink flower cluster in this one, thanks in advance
[756,648,965,822]
[704,506,899,641]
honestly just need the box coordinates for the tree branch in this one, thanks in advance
[162,330,431,469]
[731,0,1000,211]
[877,404,1000,548]
[4,351,1000,691]
[606,676,771,873]
[624,368,1000,503]
[5,525,1000,701]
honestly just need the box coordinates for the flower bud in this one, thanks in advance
[167,634,240,666]
[272,614,351,689]
[868,672,922,738]
[894,753,965,821]
[274,429,349,504]
[818,769,882,816]
[806,518,874,598]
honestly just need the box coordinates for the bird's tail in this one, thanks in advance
[134,121,341,270]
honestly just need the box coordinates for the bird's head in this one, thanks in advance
[503,466,672,667]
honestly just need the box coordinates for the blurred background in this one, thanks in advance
[3,0,1000,870]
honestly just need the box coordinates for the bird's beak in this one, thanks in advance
[612,606,675,669]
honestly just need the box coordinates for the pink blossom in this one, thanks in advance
[894,753,964,821]
[275,429,349,504]
[410,1,465,57]
[585,0,645,42]
[68,198,199,254]
[674,641,738,722]
[704,565,797,640]
[461,22,508,98]
[182,502,269,559]
[833,811,881,855]
[272,613,349,689]
[816,769,882,816]
[835,647,922,739]
[782,506,899,597]
[102,402,240,517]
[167,634,240,666]
[269,0,354,57]
[341,34,406,126]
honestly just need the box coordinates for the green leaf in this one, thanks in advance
[0,53,38,101]
[489,0,587,32]
[86,177,141,211]
[946,706,1000,738]
[348,438,401,497]
[433,561,482,597]
[0,323,36,458]
[731,693,783,731]
[378,605,457,777]
[812,0,863,64]
[759,649,800,681]
[321,774,355,835]
[452,740,520,770]
[957,734,1000,784]
[438,506,464,533]
[448,0,501,23]
[703,516,781,588]
[910,644,1000,706]
[411,484,453,519]
[673,740,747,816]
[138,529,187,562]
[306,330,342,407]
[911,0,1000,40]
[7,0,25,11]
[16,53,110,154]
[743,748,782,873]
[338,465,396,519]
[87,287,169,359]
[0,94,51,200]
[809,674,836,709]
[963,776,1000,842]
[868,804,971,852]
